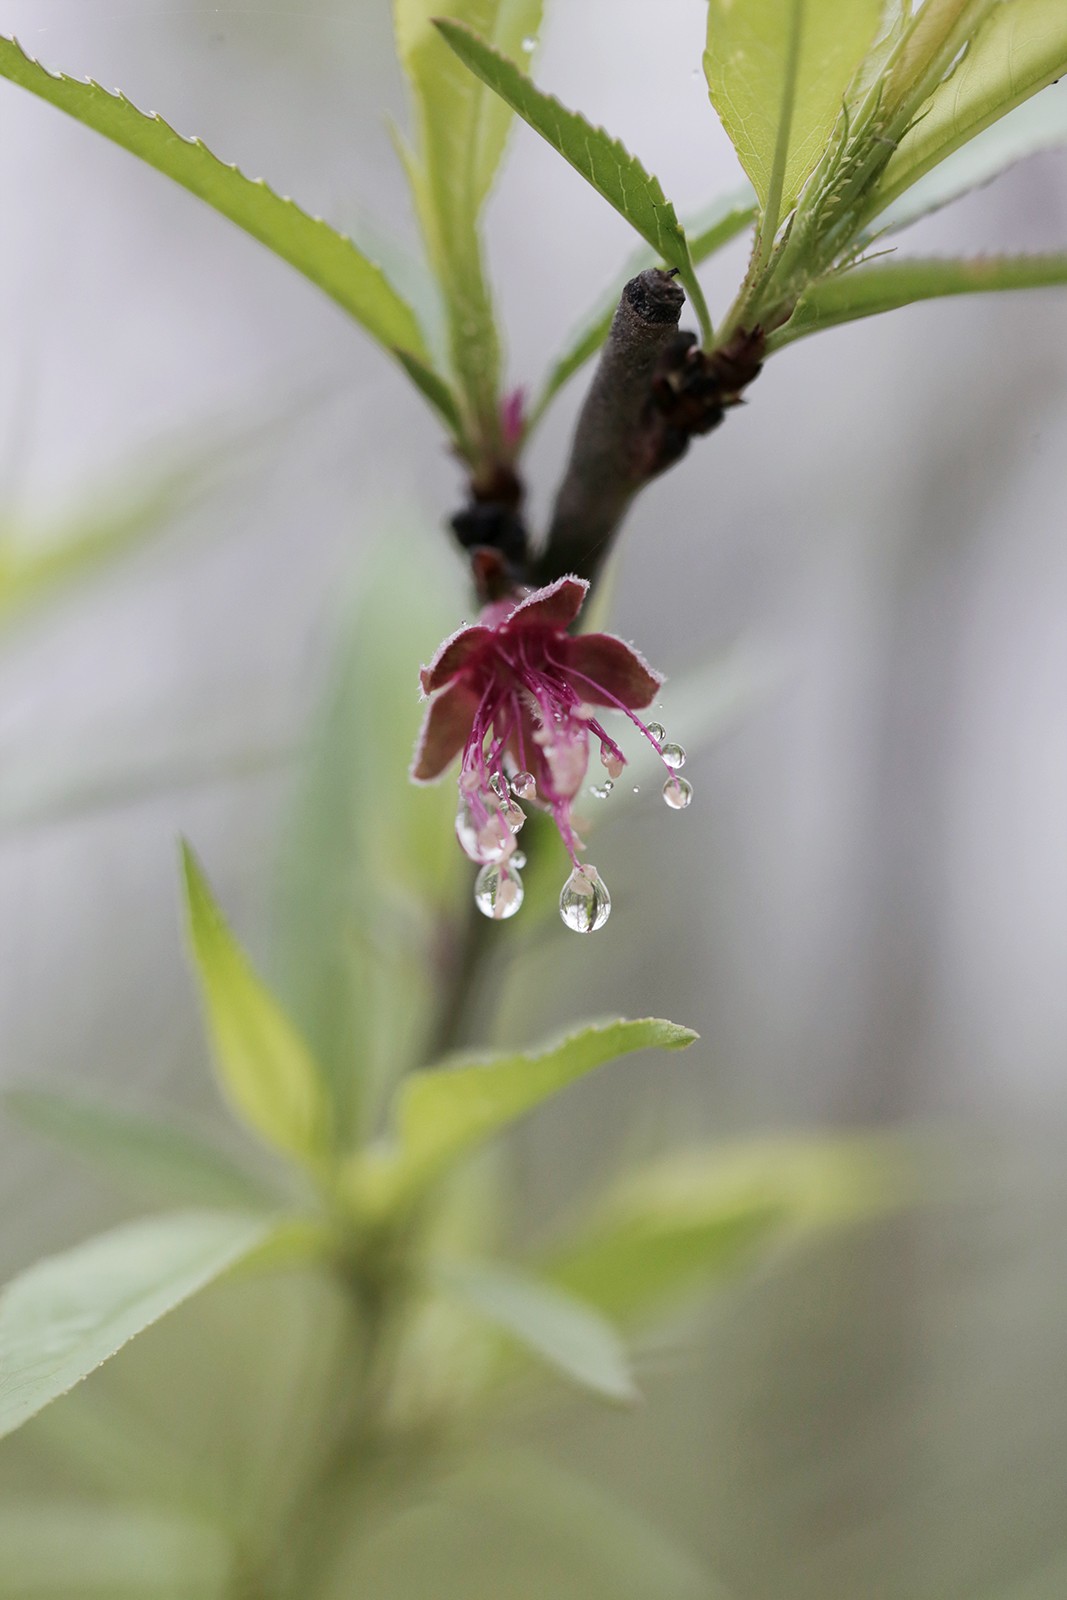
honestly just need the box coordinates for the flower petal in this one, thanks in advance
[420,624,494,695]
[561,632,664,709]
[506,575,588,632]
[410,680,480,782]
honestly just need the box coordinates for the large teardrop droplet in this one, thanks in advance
[559,864,612,932]
[662,776,693,810]
[474,861,524,920]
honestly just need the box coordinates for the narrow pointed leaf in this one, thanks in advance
[870,0,1067,217]
[182,843,332,1165]
[0,1502,233,1597]
[395,2,540,439]
[875,80,1067,234]
[0,37,431,367]
[703,0,882,217]
[530,188,757,424]
[434,20,713,344]
[3,1087,276,1209]
[393,1018,697,1190]
[774,251,1067,346]
[0,1210,277,1441]
[435,1258,636,1401]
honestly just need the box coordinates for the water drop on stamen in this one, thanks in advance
[560,864,612,932]
[662,776,693,810]
[511,849,527,869]
[647,722,666,744]
[474,861,524,920]
[476,810,513,862]
[455,797,487,861]
[501,799,526,833]
[590,780,614,799]
[490,772,509,801]
[661,742,686,769]
[600,749,625,779]
[512,770,537,800]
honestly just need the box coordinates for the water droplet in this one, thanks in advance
[560,864,612,932]
[521,35,536,52]
[457,804,512,863]
[661,742,686,769]
[590,779,614,799]
[600,748,625,779]
[512,770,537,800]
[663,776,693,810]
[511,849,527,869]
[490,772,509,801]
[647,721,666,743]
[474,861,524,920]
[455,797,486,861]
[632,785,640,794]
[501,799,526,833]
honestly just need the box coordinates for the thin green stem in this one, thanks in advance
[756,0,805,275]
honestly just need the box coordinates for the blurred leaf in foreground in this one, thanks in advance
[0,1210,277,1441]
[0,1500,233,1598]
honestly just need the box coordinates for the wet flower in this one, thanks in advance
[411,575,691,930]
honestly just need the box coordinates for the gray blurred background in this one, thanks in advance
[1,3,1066,1596]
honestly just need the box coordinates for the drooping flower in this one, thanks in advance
[411,575,691,930]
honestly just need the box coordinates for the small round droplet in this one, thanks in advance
[501,799,526,833]
[662,776,693,810]
[559,864,612,932]
[512,770,537,801]
[632,785,640,794]
[600,748,625,779]
[521,34,536,51]
[474,861,524,920]
[489,772,509,801]
[511,849,527,869]
[590,779,614,800]
[661,742,687,770]
[647,721,666,744]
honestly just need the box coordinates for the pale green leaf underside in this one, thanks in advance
[0,1502,232,1596]
[0,1210,276,1441]
[435,1258,636,1401]
[0,37,435,371]
[870,0,1067,217]
[182,843,332,1166]
[775,251,1067,345]
[875,80,1067,234]
[395,1018,697,1189]
[3,1087,276,1210]
[434,20,713,343]
[704,0,882,215]
[531,187,757,424]
[543,1135,909,1326]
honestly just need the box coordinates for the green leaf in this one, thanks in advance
[433,19,714,345]
[0,37,434,372]
[272,533,465,1146]
[390,1018,697,1192]
[182,843,332,1166]
[874,80,1067,233]
[530,187,757,425]
[703,0,882,222]
[434,1257,636,1401]
[0,1210,277,1441]
[543,1136,909,1327]
[869,0,1067,218]
[395,1,540,443]
[3,1087,277,1209]
[774,251,1067,346]
[0,1502,232,1597]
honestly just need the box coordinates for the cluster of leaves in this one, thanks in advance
[2,0,1065,497]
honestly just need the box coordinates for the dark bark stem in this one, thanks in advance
[535,268,684,587]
